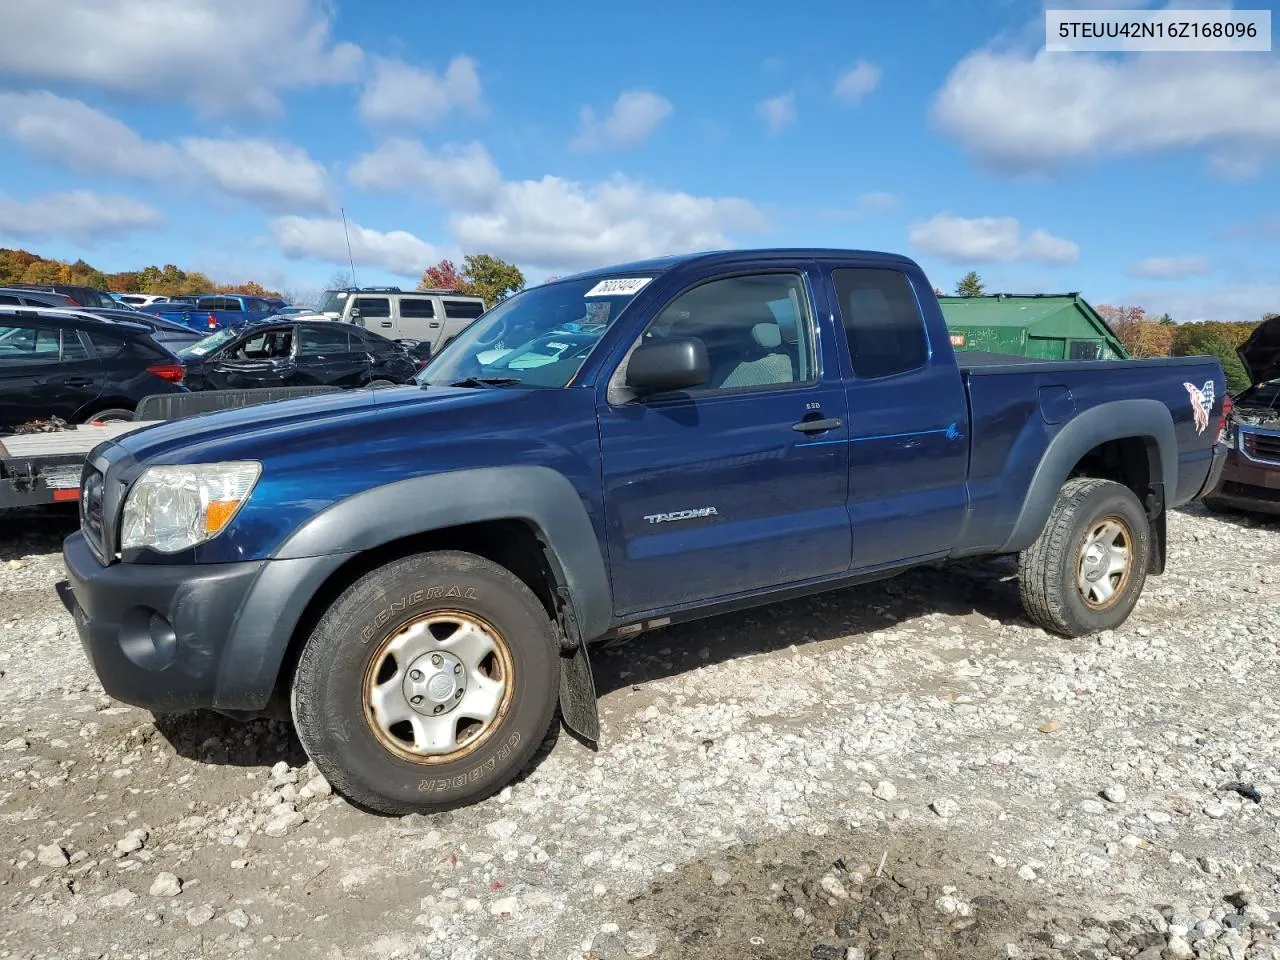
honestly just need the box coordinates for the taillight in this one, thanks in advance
[147,363,185,384]
[207,313,218,329]
[1218,395,1233,444]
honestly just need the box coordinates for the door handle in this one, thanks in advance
[792,417,842,433]
[429,322,441,328]
[379,321,392,328]
[62,377,94,387]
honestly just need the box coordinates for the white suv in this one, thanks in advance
[313,287,487,355]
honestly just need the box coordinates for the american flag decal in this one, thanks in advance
[1183,380,1214,434]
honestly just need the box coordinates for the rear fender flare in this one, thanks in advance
[1000,399,1177,554]
[272,466,613,644]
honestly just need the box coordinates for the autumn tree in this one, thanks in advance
[459,254,524,306]
[418,259,464,291]
[954,271,985,297]
[21,261,63,285]
[418,254,525,306]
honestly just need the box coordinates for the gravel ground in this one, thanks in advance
[1,504,1278,960]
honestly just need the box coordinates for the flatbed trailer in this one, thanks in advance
[0,422,157,508]
[1,386,346,511]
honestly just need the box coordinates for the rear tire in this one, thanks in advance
[291,551,560,815]
[84,408,134,424]
[1018,478,1150,637]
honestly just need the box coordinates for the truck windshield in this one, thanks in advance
[418,276,652,388]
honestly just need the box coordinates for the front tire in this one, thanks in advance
[1018,478,1150,637]
[291,551,560,814]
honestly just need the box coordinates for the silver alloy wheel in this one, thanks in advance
[364,612,513,763]
[1076,516,1133,609]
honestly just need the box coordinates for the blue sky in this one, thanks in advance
[0,0,1277,319]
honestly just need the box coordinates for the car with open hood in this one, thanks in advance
[1204,315,1280,516]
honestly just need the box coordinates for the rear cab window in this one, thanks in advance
[830,268,929,379]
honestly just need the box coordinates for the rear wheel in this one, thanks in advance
[1018,478,1150,637]
[290,551,560,814]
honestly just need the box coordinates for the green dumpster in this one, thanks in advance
[938,293,1129,361]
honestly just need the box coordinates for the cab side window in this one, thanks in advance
[0,324,59,363]
[831,268,928,379]
[642,272,815,392]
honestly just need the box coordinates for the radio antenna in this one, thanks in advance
[340,206,359,287]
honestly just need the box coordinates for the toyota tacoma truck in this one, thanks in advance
[59,249,1228,815]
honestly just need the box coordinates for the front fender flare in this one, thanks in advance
[272,465,614,644]
[1000,399,1177,554]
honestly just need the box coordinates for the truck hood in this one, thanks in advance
[115,385,526,463]
[1237,315,1280,387]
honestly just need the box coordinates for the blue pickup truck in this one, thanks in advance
[59,249,1227,814]
[139,294,276,332]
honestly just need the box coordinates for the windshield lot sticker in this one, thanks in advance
[1184,380,1214,434]
[585,277,651,297]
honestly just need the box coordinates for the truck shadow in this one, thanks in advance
[146,558,1025,791]
[588,557,1026,699]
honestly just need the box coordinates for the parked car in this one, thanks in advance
[1204,315,1280,516]
[114,294,171,309]
[0,287,77,307]
[140,294,275,332]
[0,308,186,430]
[70,307,205,352]
[314,285,486,355]
[8,283,119,308]
[176,319,417,391]
[60,248,1227,815]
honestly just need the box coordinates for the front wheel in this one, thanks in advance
[291,551,561,814]
[1018,478,1150,637]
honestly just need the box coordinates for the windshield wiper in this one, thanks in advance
[446,377,524,388]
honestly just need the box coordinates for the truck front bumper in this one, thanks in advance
[60,532,352,714]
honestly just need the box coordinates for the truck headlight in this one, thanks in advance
[120,462,261,554]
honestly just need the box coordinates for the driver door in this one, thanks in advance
[597,264,852,617]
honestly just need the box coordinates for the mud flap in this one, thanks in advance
[558,642,600,746]
[1145,483,1167,576]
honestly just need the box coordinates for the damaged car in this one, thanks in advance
[1205,315,1280,516]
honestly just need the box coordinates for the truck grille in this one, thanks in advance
[80,467,106,561]
[1242,428,1280,466]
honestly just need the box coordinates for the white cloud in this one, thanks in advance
[359,55,483,126]
[1127,255,1211,280]
[757,92,796,135]
[0,91,185,180]
[0,191,163,242]
[833,61,882,104]
[451,175,766,272]
[271,216,441,277]
[0,92,331,213]
[932,49,1280,176]
[1124,285,1280,323]
[0,0,362,115]
[908,213,1079,264]
[182,138,331,213]
[348,139,502,208]
[348,140,767,272]
[569,90,673,153]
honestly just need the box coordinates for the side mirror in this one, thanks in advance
[625,337,709,395]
